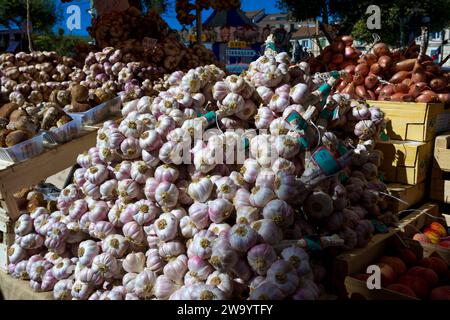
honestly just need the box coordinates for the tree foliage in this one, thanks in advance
[33,28,88,56]
[0,0,59,32]
[277,0,450,46]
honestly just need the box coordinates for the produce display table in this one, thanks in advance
[0,129,98,221]
[0,127,99,271]
[0,271,52,300]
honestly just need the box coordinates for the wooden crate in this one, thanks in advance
[430,160,450,204]
[344,276,418,300]
[396,202,440,236]
[0,129,97,221]
[337,231,418,300]
[339,231,427,300]
[367,100,446,142]
[376,140,433,185]
[332,230,397,298]
[434,132,450,172]
[397,204,450,264]
[387,182,425,214]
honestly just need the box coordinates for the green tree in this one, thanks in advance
[0,0,59,32]
[277,0,450,46]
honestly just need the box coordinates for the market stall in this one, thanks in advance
[0,0,450,302]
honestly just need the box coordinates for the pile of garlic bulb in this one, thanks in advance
[6,47,394,300]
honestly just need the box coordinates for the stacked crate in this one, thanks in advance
[369,101,449,214]
[430,132,450,204]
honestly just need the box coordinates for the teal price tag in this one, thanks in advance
[318,83,331,97]
[339,172,349,184]
[312,146,340,176]
[371,219,388,233]
[337,142,349,156]
[297,135,310,151]
[331,107,340,123]
[304,236,322,251]
[319,108,333,121]
[242,137,250,150]
[201,111,216,126]
[329,70,340,79]
[285,111,308,131]
[379,130,389,141]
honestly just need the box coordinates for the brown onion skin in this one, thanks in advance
[342,82,355,95]
[337,80,348,92]
[358,53,378,66]
[416,93,439,103]
[341,35,353,46]
[355,64,369,76]
[322,51,333,64]
[390,71,411,84]
[411,73,427,83]
[331,41,345,53]
[375,84,383,96]
[367,90,376,100]
[332,54,344,65]
[394,58,416,72]
[430,77,447,91]
[408,84,426,98]
[370,63,382,75]
[344,46,356,59]
[421,90,438,96]
[328,63,338,70]
[379,84,395,98]
[364,75,378,89]
[344,64,356,74]
[394,83,409,94]
[390,92,413,102]
[402,78,413,87]
[352,72,365,86]
[378,56,392,69]
[414,82,430,91]
[438,93,450,104]
[355,85,368,99]
[373,43,390,57]
[425,63,441,74]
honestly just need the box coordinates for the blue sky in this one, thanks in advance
[162,0,281,30]
[55,0,281,36]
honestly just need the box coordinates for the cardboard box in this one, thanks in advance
[376,140,433,185]
[387,182,426,214]
[367,100,447,142]
[434,132,450,172]
[430,160,450,204]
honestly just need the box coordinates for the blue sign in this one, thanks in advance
[54,0,91,37]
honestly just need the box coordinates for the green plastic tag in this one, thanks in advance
[286,111,308,131]
[337,142,349,156]
[201,111,216,126]
[305,236,322,251]
[331,107,340,123]
[329,70,340,79]
[298,135,310,151]
[318,83,331,97]
[339,172,349,184]
[371,219,388,233]
[379,130,389,141]
[242,137,250,150]
[319,108,333,121]
[312,146,340,176]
